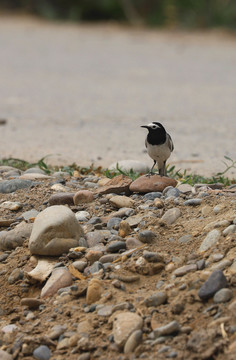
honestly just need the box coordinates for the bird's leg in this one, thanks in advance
[159,161,167,177]
[146,160,156,177]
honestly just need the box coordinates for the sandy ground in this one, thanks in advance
[0,15,236,176]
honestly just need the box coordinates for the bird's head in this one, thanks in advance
[141,122,165,132]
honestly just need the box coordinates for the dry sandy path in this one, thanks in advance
[0,16,236,176]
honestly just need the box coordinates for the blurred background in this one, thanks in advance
[0,0,236,28]
[0,1,236,176]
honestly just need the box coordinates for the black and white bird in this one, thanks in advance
[141,122,174,176]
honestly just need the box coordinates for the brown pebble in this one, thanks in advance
[73,190,94,205]
[86,278,103,305]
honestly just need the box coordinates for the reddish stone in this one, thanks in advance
[129,175,177,193]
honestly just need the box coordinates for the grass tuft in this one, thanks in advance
[0,156,235,186]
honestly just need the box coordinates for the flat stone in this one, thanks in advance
[124,329,142,354]
[107,241,126,253]
[21,209,39,221]
[0,201,22,211]
[161,208,181,225]
[72,260,87,272]
[20,173,51,180]
[178,234,193,244]
[177,184,193,193]
[107,217,122,230]
[23,167,46,175]
[86,230,110,247]
[138,230,156,243]
[48,192,75,206]
[109,195,134,209]
[85,250,103,264]
[143,251,164,263]
[198,270,228,300]
[0,221,32,251]
[126,237,143,249]
[165,188,180,198]
[73,190,94,205]
[99,254,120,263]
[26,258,56,282]
[153,321,180,338]
[97,305,113,317]
[29,205,84,256]
[223,225,236,236]
[8,268,24,284]
[95,175,132,195]
[144,292,167,307]
[41,267,73,298]
[173,264,197,277]
[210,259,232,271]
[129,175,177,193]
[199,229,221,252]
[213,288,233,303]
[112,312,143,348]
[125,214,143,227]
[33,345,51,360]
[0,179,33,193]
[143,192,162,201]
[184,199,202,206]
[47,324,67,340]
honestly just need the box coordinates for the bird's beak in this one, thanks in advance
[141,125,149,129]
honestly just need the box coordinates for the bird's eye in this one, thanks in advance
[152,125,157,129]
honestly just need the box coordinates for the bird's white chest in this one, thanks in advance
[146,142,171,164]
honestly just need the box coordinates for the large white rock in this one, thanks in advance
[109,160,150,174]
[29,205,84,256]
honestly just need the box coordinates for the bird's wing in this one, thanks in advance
[166,133,174,152]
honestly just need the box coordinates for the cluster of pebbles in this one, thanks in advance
[0,164,236,360]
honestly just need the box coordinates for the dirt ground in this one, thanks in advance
[0,176,236,359]
[0,15,236,176]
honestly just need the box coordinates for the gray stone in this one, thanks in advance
[223,225,236,236]
[153,321,180,338]
[210,259,232,271]
[72,260,87,272]
[199,229,221,252]
[165,188,180,198]
[75,211,90,221]
[143,251,164,263]
[161,208,181,225]
[198,270,228,300]
[21,209,39,221]
[196,259,205,270]
[144,292,167,307]
[107,241,126,253]
[213,288,233,303]
[178,234,193,244]
[177,184,193,194]
[107,217,122,230]
[173,264,197,277]
[87,261,104,275]
[86,230,110,248]
[48,192,74,206]
[0,221,32,251]
[126,237,143,249]
[143,192,162,200]
[47,325,67,340]
[24,167,46,174]
[88,216,102,225]
[29,205,84,256]
[100,254,120,263]
[138,230,156,243]
[97,305,113,316]
[0,179,33,193]
[184,198,202,206]
[8,268,24,284]
[33,345,51,360]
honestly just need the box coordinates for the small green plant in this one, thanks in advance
[103,163,142,181]
[167,156,236,186]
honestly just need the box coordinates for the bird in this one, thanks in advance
[141,121,174,176]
